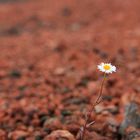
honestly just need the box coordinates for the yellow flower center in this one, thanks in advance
[103,65,111,70]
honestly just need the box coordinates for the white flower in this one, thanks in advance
[97,63,116,74]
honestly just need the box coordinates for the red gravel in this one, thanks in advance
[0,0,140,139]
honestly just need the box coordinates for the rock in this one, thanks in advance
[87,81,98,93]
[34,135,43,140]
[87,131,108,140]
[61,109,72,116]
[53,67,66,76]
[43,118,62,130]
[63,97,88,105]
[76,130,108,140]
[95,105,118,114]
[0,70,7,79]
[95,105,104,114]
[44,130,75,140]
[105,105,119,114]
[119,102,140,134]
[0,129,6,140]
[125,126,140,140]
[106,117,119,130]
[61,7,72,17]
[127,62,138,72]
[9,69,21,78]
[70,23,81,31]
[8,130,29,140]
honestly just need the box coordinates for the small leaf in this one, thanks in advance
[86,121,95,128]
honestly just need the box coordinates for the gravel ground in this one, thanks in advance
[0,0,140,139]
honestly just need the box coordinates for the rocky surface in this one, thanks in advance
[0,0,140,139]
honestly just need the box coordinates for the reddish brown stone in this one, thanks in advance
[8,130,29,140]
[44,130,75,140]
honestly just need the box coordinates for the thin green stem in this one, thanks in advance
[96,73,106,103]
[80,73,106,140]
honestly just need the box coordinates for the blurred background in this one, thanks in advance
[0,0,140,139]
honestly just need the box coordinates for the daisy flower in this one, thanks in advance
[97,63,116,74]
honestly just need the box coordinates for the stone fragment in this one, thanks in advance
[8,130,28,140]
[44,130,75,140]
